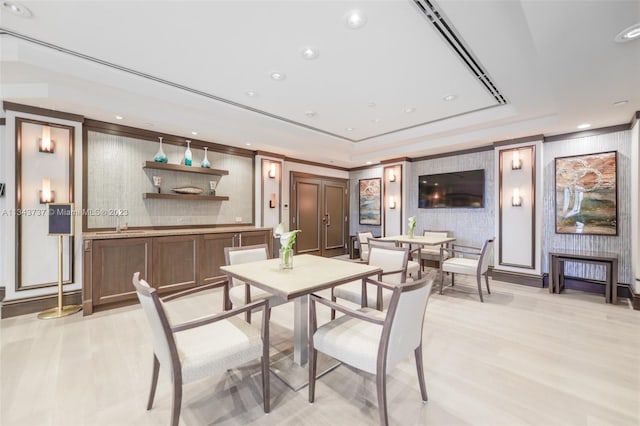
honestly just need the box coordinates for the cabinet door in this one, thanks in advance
[200,232,236,284]
[92,238,153,307]
[240,230,273,255]
[153,235,199,293]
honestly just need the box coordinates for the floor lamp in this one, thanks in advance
[38,203,82,319]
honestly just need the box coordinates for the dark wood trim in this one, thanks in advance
[285,156,349,171]
[257,150,286,160]
[3,102,85,123]
[380,157,410,164]
[631,111,640,129]
[544,124,630,143]
[633,283,640,310]
[84,118,254,157]
[0,287,5,302]
[0,118,6,126]
[491,269,544,287]
[349,163,381,172]
[412,145,493,162]
[1,290,82,318]
[382,164,402,236]
[142,193,230,201]
[143,161,228,175]
[493,134,543,147]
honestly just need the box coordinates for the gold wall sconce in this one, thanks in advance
[512,150,522,170]
[388,169,396,182]
[268,163,277,179]
[269,193,277,208]
[38,126,55,153]
[389,196,396,209]
[511,188,522,206]
[39,178,55,204]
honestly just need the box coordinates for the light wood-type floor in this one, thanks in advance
[2,270,639,426]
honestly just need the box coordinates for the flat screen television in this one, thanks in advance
[418,169,485,208]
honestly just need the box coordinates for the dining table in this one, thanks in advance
[380,234,456,274]
[220,254,382,390]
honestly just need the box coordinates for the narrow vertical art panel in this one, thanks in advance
[555,151,617,235]
[359,178,381,225]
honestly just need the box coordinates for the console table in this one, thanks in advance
[548,250,618,304]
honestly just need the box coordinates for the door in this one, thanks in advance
[291,173,348,257]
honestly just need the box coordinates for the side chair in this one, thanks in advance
[419,230,453,270]
[369,238,421,279]
[356,230,375,262]
[309,277,435,426]
[132,272,270,426]
[439,238,495,302]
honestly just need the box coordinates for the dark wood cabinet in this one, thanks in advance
[83,229,272,315]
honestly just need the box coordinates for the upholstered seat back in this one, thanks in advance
[479,239,494,274]
[368,246,409,285]
[357,231,374,261]
[224,244,269,288]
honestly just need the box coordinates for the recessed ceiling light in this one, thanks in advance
[366,161,373,165]
[305,110,317,118]
[613,100,628,107]
[245,90,257,97]
[345,127,354,131]
[245,142,252,146]
[115,115,123,120]
[404,107,416,113]
[615,22,640,42]
[345,10,367,29]
[2,1,32,18]
[443,94,457,101]
[368,102,376,107]
[191,131,198,136]
[577,123,591,130]
[270,72,286,81]
[372,118,380,123]
[301,47,319,60]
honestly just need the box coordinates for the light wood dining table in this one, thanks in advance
[380,234,456,276]
[220,254,381,390]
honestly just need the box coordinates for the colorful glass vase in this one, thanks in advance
[201,147,211,168]
[153,136,168,163]
[184,140,192,166]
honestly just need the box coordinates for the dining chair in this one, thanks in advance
[439,238,494,302]
[419,230,453,270]
[357,230,375,262]
[132,272,270,426]
[309,277,434,426]
[369,238,421,279]
[224,244,285,323]
[332,245,409,316]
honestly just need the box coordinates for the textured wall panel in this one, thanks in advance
[349,166,383,236]
[542,130,631,284]
[87,132,253,228]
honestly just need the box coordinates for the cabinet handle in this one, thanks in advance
[238,233,242,246]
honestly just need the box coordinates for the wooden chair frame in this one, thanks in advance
[439,238,494,302]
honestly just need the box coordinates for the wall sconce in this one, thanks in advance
[38,126,55,153]
[39,178,55,204]
[512,150,522,170]
[268,163,277,179]
[511,188,522,206]
[269,193,277,208]
[389,196,396,209]
[388,169,396,182]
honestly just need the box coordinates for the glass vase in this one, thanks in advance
[201,147,211,168]
[153,136,168,163]
[184,140,192,166]
[409,228,415,238]
[279,248,293,269]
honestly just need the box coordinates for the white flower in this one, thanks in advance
[274,222,285,237]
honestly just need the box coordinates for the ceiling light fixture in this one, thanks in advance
[368,102,376,107]
[245,142,252,146]
[366,161,373,165]
[305,110,317,118]
[345,10,367,29]
[115,115,123,120]
[372,118,380,123]
[615,22,640,42]
[404,107,415,113]
[301,47,319,60]
[577,123,591,130]
[2,1,32,18]
[191,131,198,136]
[245,90,257,97]
[270,72,286,81]
[345,127,354,131]
[443,94,457,101]
[613,100,628,107]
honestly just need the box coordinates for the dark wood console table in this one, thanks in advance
[548,250,618,304]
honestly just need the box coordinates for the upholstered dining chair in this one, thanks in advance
[419,230,453,270]
[132,272,270,426]
[357,230,375,262]
[369,238,421,279]
[224,244,285,323]
[331,245,409,317]
[309,277,434,426]
[439,238,495,302]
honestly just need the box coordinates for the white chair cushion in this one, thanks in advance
[442,257,479,275]
[176,316,263,384]
[333,280,393,308]
[407,260,420,277]
[313,307,385,375]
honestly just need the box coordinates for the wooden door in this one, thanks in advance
[291,173,348,257]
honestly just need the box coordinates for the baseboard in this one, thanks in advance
[1,290,82,319]
[491,269,544,287]
[541,275,634,301]
[0,287,5,302]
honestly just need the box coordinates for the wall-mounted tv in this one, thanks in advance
[418,169,485,208]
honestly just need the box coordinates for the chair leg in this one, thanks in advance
[451,273,455,287]
[308,348,318,403]
[146,355,160,410]
[485,273,491,294]
[476,272,484,302]
[376,373,389,426]
[170,378,182,426]
[330,290,336,320]
[440,267,445,294]
[261,353,270,413]
[415,346,428,402]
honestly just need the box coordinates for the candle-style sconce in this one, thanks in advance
[269,193,277,208]
[268,163,277,179]
[39,178,55,203]
[152,176,162,194]
[389,196,396,209]
[511,188,522,206]
[38,126,55,153]
[512,150,522,170]
[388,169,396,182]
[209,181,217,196]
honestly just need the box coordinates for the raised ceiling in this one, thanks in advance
[1,0,639,167]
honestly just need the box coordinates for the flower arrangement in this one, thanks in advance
[279,229,301,269]
[408,216,417,238]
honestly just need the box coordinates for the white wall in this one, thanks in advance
[631,119,639,293]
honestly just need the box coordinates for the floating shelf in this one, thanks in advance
[143,193,229,201]
[143,161,229,176]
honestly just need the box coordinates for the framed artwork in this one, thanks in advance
[555,151,617,235]
[359,178,381,225]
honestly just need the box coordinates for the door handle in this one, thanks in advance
[325,213,331,226]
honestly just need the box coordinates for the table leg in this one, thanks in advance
[611,259,618,304]
[293,295,308,365]
[558,260,565,293]
[549,254,556,293]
